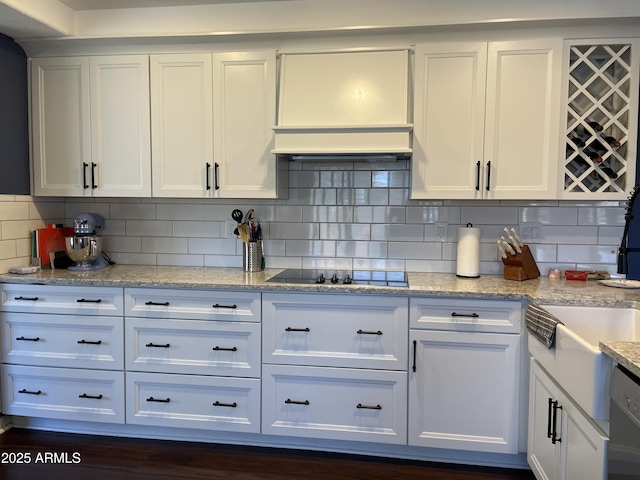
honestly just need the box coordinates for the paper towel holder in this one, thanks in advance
[456,223,481,279]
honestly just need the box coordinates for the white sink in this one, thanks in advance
[528,305,640,421]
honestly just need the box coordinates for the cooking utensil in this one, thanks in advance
[238,223,250,243]
[231,209,243,223]
[500,236,515,255]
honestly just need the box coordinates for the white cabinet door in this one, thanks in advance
[411,39,562,200]
[90,55,151,197]
[528,358,562,480]
[411,42,487,199]
[409,329,520,453]
[213,52,277,198]
[150,53,214,197]
[528,359,608,480]
[31,57,90,196]
[262,364,407,444]
[484,40,562,199]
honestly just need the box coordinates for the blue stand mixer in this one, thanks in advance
[65,213,109,271]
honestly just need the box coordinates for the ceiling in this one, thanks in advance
[57,0,289,10]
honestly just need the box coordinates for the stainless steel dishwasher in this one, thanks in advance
[608,366,640,479]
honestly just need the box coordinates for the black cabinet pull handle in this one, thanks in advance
[357,329,383,335]
[145,301,170,306]
[79,393,103,400]
[82,162,89,189]
[485,161,491,192]
[285,399,310,405]
[146,397,170,403]
[91,162,97,189]
[146,343,170,348]
[16,336,40,342]
[356,403,382,410]
[213,401,237,408]
[14,296,38,301]
[475,160,481,191]
[214,162,220,190]
[206,162,212,190]
[285,327,310,332]
[213,304,237,309]
[551,400,562,444]
[19,389,42,395]
[77,339,102,345]
[212,346,237,352]
[547,398,553,439]
[412,340,417,373]
[77,298,102,303]
[451,312,479,318]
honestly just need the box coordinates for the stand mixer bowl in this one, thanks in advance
[65,236,102,267]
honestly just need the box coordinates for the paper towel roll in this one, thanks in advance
[456,224,480,278]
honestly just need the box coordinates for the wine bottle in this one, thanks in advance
[599,166,618,179]
[568,135,585,148]
[583,148,604,163]
[575,121,604,136]
[603,135,621,148]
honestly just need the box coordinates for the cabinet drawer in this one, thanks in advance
[1,365,124,423]
[125,288,260,322]
[125,317,260,377]
[410,297,522,333]
[263,293,407,369]
[0,284,123,316]
[126,371,260,433]
[262,364,407,444]
[1,313,123,370]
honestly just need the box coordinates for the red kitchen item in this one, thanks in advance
[36,224,74,266]
[564,270,588,281]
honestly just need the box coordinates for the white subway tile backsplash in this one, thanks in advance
[320,223,371,241]
[125,220,173,237]
[111,203,156,220]
[0,164,627,275]
[157,203,204,221]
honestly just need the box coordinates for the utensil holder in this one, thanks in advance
[243,241,263,272]
[501,244,540,281]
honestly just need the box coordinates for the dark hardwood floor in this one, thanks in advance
[0,428,536,480]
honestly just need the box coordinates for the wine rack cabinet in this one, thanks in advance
[563,40,640,198]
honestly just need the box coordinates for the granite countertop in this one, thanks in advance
[2,265,640,374]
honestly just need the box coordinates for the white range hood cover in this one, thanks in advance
[273,49,413,157]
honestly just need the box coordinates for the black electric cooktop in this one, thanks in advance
[266,269,409,287]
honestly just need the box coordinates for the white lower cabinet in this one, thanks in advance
[262,364,407,444]
[528,359,607,480]
[1,364,124,423]
[126,372,260,432]
[124,288,262,433]
[262,293,408,444]
[408,297,522,454]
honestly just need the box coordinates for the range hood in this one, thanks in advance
[272,49,413,160]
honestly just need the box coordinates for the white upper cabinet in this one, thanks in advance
[411,39,563,200]
[31,55,151,197]
[151,51,278,198]
[213,52,277,198]
[150,53,214,198]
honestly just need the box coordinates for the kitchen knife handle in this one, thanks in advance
[214,162,220,190]
[206,162,211,190]
[475,161,481,191]
[82,162,89,189]
[91,162,97,189]
[485,161,492,191]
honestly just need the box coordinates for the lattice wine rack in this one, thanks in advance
[565,43,636,196]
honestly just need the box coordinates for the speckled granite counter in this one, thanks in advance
[2,265,640,372]
[600,341,640,379]
[2,264,640,305]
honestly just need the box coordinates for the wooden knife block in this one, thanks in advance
[501,244,540,281]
